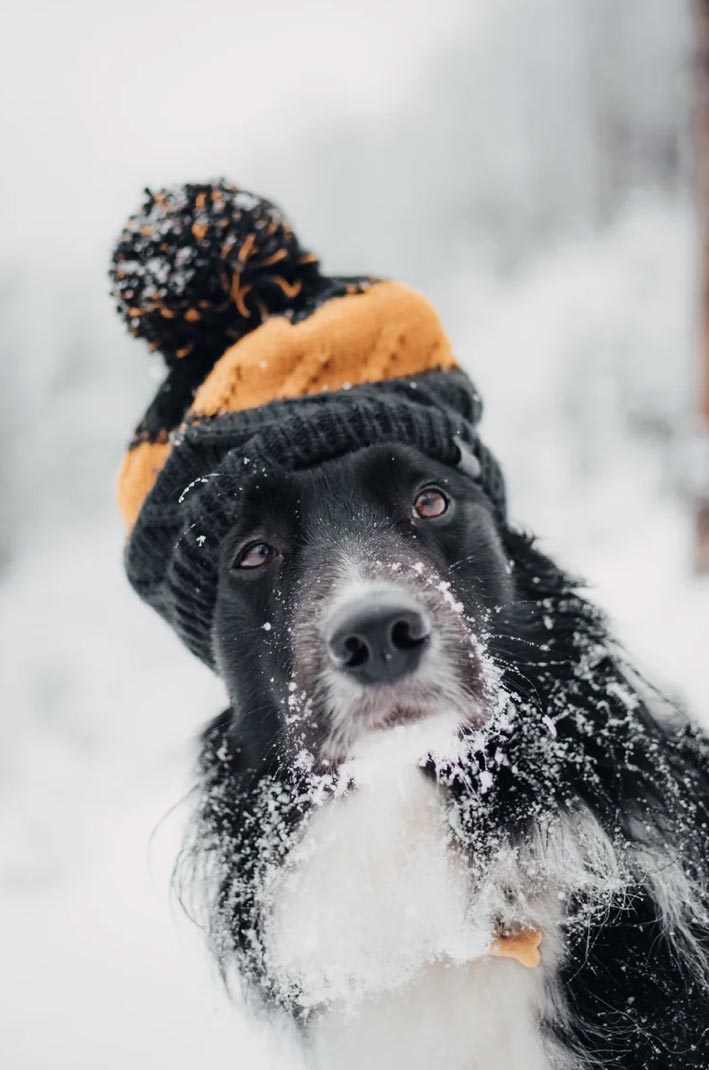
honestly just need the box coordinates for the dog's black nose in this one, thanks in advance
[327,593,431,685]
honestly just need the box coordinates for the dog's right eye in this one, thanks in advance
[233,541,279,571]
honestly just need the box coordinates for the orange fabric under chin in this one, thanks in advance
[117,280,458,532]
[489,927,543,969]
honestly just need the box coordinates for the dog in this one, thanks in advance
[109,180,709,1069]
[177,440,709,1070]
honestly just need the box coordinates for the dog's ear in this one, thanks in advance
[453,435,482,481]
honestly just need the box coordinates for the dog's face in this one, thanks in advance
[213,444,514,766]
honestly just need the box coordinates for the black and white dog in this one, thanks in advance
[179,442,709,1069]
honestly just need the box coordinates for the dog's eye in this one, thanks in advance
[234,541,278,570]
[413,488,449,519]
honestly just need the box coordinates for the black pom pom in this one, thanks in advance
[110,181,322,368]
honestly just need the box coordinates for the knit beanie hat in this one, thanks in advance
[111,181,505,667]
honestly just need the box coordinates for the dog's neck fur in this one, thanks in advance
[264,719,584,1070]
[310,959,560,1070]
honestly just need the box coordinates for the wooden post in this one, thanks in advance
[693,1,709,572]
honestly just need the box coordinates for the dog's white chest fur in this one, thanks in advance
[265,723,562,1070]
[311,958,555,1070]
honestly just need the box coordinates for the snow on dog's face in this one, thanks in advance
[213,444,513,767]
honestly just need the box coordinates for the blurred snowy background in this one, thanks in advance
[2,0,708,1066]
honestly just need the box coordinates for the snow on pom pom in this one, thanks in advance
[110,180,322,368]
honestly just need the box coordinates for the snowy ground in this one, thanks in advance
[2,195,707,1068]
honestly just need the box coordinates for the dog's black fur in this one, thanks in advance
[181,444,709,1069]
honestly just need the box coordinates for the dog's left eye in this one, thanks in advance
[413,488,449,519]
[234,541,279,570]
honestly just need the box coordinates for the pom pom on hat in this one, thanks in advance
[110,180,322,368]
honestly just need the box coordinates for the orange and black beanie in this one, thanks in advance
[111,180,505,666]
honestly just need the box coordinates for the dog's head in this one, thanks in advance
[213,443,514,766]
